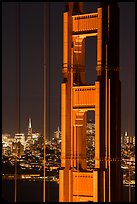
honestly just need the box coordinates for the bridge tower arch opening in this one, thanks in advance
[85,37,97,85]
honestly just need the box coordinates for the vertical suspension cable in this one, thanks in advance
[76,12,80,201]
[15,3,21,202]
[16,4,21,134]
[108,78,111,202]
[107,5,111,202]
[104,43,108,202]
[15,5,18,200]
[48,2,50,202]
[105,43,108,170]
[43,2,46,202]
[128,3,132,203]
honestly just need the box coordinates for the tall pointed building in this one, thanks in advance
[27,118,32,143]
[59,2,122,202]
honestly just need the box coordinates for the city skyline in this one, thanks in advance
[2,118,135,202]
[2,2,135,138]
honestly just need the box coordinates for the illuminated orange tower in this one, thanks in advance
[59,2,123,202]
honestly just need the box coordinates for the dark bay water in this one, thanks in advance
[2,180,58,202]
[2,180,135,202]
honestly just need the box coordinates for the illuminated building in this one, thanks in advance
[133,136,135,146]
[54,126,61,140]
[59,2,122,202]
[2,134,13,156]
[15,133,25,146]
[121,131,124,146]
[86,121,95,148]
[2,133,11,147]
[14,133,25,156]
[124,131,135,145]
[27,117,33,143]
[32,132,40,142]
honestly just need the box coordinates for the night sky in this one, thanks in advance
[2,2,135,138]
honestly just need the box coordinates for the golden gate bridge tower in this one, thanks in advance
[59,2,123,202]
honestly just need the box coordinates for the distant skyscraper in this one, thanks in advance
[54,126,61,139]
[28,118,32,134]
[133,136,135,146]
[27,118,32,143]
[121,131,124,146]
